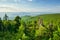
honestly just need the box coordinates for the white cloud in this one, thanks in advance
[28,0,32,1]
[0,4,60,13]
[0,4,33,12]
[0,4,20,12]
[0,0,7,2]
[46,6,60,13]
[14,0,21,3]
[0,0,21,3]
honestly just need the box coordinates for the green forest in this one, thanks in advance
[0,13,60,40]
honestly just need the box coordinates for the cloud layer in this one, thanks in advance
[0,4,60,12]
[0,0,59,12]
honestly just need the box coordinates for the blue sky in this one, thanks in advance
[0,0,60,12]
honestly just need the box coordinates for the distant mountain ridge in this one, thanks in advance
[21,13,60,23]
[0,12,60,20]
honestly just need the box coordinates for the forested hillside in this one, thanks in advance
[0,13,60,40]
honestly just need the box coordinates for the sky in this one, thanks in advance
[0,0,60,12]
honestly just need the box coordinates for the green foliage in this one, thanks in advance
[0,18,3,31]
[14,16,21,33]
[3,14,8,20]
[0,14,60,40]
